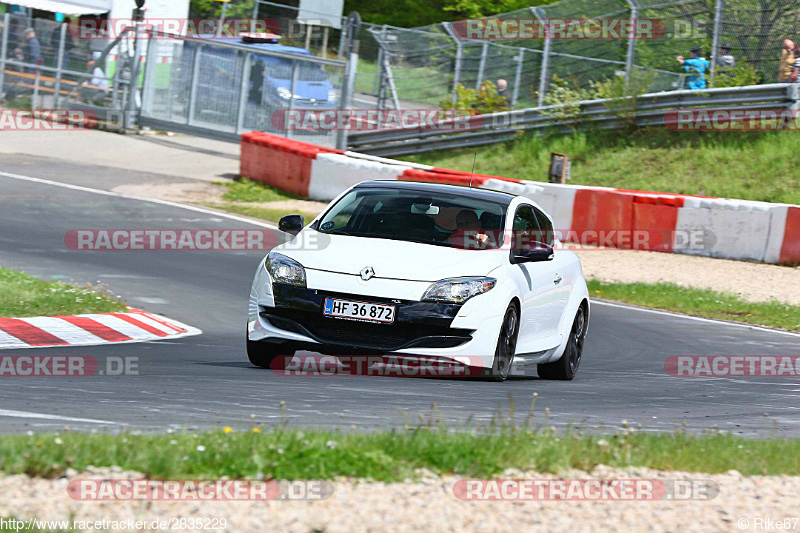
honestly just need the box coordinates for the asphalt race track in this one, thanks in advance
[1,157,798,437]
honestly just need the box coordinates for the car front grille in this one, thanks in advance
[262,309,472,351]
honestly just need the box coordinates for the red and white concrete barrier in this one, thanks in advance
[0,309,200,349]
[239,132,800,265]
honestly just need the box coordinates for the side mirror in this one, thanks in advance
[278,214,304,235]
[511,244,554,264]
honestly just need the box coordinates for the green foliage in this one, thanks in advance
[442,0,553,19]
[711,63,762,88]
[439,81,511,115]
[0,267,126,318]
[590,70,658,128]
[189,0,257,19]
[3,427,800,481]
[540,76,595,128]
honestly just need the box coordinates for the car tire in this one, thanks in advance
[483,304,519,382]
[537,304,587,381]
[246,338,293,369]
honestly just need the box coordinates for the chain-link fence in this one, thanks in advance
[0,13,134,122]
[230,0,800,109]
[138,30,347,148]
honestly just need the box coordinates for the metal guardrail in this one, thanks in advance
[347,84,800,157]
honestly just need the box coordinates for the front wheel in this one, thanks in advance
[483,304,519,382]
[247,338,293,369]
[537,305,586,381]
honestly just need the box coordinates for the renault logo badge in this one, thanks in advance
[360,266,375,281]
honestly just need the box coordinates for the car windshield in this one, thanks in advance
[316,187,507,248]
[260,56,330,81]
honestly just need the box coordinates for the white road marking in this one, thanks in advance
[592,300,800,338]
[0,170,279,229]
[0,409,123,425]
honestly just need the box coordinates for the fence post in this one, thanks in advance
[140,30,159,118]
[187,45,203,126]
[336,46,359,150]
[53,23,67,109]
[533,7,551,107]
[0,13,9,98]
[709,0,724,80]
[373,25,387,94]
[442,22,462,104]
[125,29,144,129]
[337,22,347,61]
[235,52,252,135]
[251,1,259,33]
[624,0,638,86]
[512,48,524,106]
[286,59,299,140]
[476,42,488,90]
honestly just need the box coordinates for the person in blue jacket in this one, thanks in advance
[677,47,710,89]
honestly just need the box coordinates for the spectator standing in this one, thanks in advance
[677,47,709,89]
[21,28,41,73]
[778,39,795,82]
[50,18,75,70]
[496,79,510,107]
[716,43,735,72]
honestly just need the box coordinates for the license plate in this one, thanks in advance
[323,298,395,323]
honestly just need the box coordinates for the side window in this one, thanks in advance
[533,207,555,246]
[512,205,540,250]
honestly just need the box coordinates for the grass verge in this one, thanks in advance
[587,280,800,331]
[406,128,800,204]
[201,203,318,226]
[0,267,126,318]
[219,179,304,203]
[0,427,798,481]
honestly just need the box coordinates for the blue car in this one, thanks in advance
[181,34,338,128]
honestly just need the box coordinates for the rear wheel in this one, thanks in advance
[247,338,293,369]
[483,304,519,382]
[537,305,586,381]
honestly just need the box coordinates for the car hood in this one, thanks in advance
[277,232,503,283]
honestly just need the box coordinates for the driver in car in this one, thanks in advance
[451,210,493,249]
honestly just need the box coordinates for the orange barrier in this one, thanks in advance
[781,206,800,264]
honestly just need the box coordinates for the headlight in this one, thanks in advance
[266,252,306,287]
[421,277,496,304]
[277,86,293,100]
[327,88,338,102]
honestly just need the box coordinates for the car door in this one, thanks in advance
[533,205,572,334]
[511,204,563,353]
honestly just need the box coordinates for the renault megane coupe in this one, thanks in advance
[248,180,589,381]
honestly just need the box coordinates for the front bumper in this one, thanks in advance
[248,266,504,368]
[262,284,472,352]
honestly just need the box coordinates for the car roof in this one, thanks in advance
[191,36,313,56]
[353,180,517,205]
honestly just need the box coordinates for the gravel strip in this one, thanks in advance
[1,466,797,532]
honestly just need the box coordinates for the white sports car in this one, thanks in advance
[248,180,589,381]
